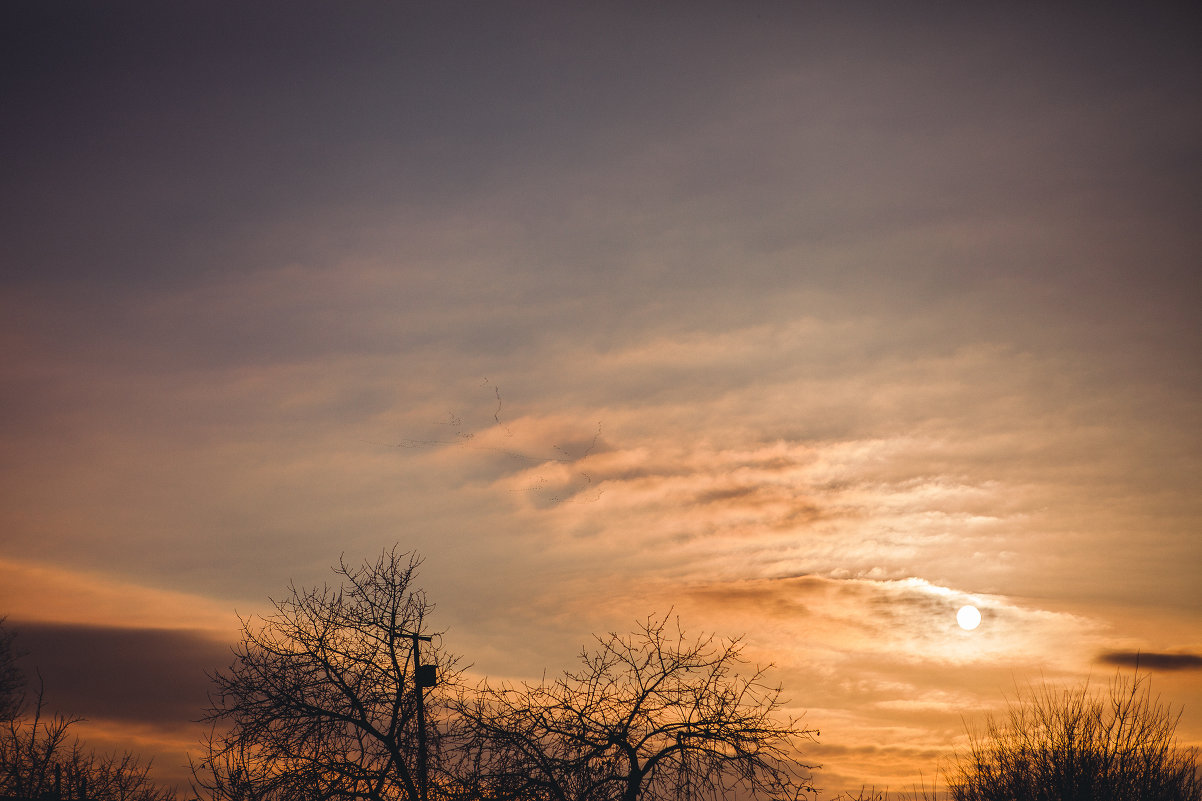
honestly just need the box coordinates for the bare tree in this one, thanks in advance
[946,672,1202,801]
[452,615,818,801]
[188,739,323,801]
[0,679,176,801]
[194,548,459,801]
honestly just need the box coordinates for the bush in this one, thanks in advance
[946,672,1202,801]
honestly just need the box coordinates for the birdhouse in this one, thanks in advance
[417,664,437,687]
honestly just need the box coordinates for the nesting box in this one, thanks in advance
[417,664,437,688]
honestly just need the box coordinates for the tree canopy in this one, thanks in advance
[454,616,818,801]
[195,548,459,801]
[195,552,817,801]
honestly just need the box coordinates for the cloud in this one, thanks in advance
[0,558,239,631]
[7,620,230,726]
[0,619,230,789]
[1096,651,1202,672]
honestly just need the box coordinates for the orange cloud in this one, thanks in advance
[0,557,238,632]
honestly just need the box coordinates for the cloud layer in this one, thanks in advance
[2,3,1200,794]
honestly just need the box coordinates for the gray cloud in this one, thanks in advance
[1096,651,1202,672]
[8,620,230,725]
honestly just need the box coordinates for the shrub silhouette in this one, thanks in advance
[946,672,1201,801]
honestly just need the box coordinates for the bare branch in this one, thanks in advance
[453,614,818,801]
[194,547,460,801]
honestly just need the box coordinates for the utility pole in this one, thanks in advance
[406,631,436,801]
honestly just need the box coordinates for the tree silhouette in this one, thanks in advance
[452,615,818,801]
[193,554,818,800]
[0,679,176,801]
[194,549,459,801]
[946,672,1202,801]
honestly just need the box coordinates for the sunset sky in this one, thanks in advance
[2,3,1200,795]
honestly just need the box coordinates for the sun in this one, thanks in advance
[956,605,982,631]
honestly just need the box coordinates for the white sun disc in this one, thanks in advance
[957,605,982,630]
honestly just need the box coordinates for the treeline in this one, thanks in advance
[188,549,816,801]
[2,549,1200,801]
